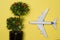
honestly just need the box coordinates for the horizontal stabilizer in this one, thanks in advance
[53,18,57,29]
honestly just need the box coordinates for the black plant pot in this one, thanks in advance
[9,31,23,40]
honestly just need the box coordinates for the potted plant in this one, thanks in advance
[6,2,30,40]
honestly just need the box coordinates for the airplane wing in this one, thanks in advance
[38,24,48,37]
[30,8,49,37]
[37,8,48,37]
[38,8,49,22]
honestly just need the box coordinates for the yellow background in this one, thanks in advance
[0,0,60,40]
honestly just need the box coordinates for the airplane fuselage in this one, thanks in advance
[30,21,54,25]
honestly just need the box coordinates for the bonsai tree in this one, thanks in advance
[7,17,23,31]
[7,2,30,31]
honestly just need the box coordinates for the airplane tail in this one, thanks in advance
[53,18,57,29]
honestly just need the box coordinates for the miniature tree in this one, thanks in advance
[7,2,30,31]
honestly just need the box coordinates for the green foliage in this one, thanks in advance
[7,2,30,31]
[10,2,30,16]
[7,17,23,31]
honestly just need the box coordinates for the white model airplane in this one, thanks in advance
[30,8,57,38]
